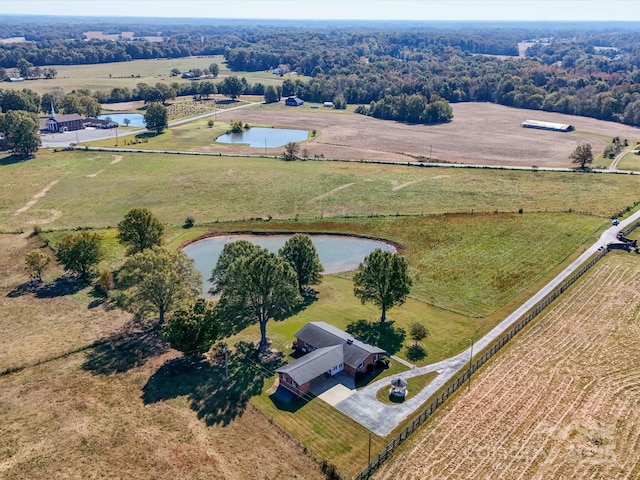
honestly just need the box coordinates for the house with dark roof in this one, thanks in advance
[285,96,304,106]
[276,321,386,396]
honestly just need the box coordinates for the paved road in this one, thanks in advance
[334,210,640,436]
[39,101,259,148]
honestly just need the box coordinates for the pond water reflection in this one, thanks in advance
[183,234,397,295]
[216,127,308,148]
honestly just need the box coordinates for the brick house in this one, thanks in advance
[276,322,386,396]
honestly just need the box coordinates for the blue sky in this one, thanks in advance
[2,0,639,21]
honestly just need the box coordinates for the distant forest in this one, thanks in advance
[1,17,640,126]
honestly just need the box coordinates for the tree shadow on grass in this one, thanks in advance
[35,276,90,298]
[82,319,169,374]
[274,289,318,321]
[0,153,34,166]
[7,276,89,298]
[142,341,284,426]
[346,319,406,355]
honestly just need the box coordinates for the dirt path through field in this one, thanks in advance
[374,253,640,479]
[110,154,123,164]
[13,180,58,216]
[308,183,354,202]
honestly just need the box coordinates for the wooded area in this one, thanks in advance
[1,18,640,125]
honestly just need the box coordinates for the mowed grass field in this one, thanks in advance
[373,252,640,480]
[0,55,301,94]
[3,150,638,232]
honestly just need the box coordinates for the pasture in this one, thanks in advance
[89,101,640,167]
[373,252,640,480]
[0,55,303,94]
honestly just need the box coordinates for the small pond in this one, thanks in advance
[98,113,145,127]
[216,127,308,148]
[183,234,397,295]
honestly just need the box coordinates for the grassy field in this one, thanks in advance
[3,150,638,233]
[0,56,304,95]
[617,150,640,171]
[373,252,640,479]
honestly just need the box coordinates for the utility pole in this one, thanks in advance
[467,338,474,392]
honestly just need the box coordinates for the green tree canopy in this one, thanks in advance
[213,242,301,351]
[25,249,50,282]
[278,233,323,294]
[55,231,103,278]
[0,110,41,156]
[163,298,218,357]
[144,102,168,134]
[117,246,202,325]
[208,63,219,78]
[353,249,412,322]
[263,85,280,104]
[117,208,164,255]
[409,322,429,345]
[570,143,594,169]
[219,75,244,100]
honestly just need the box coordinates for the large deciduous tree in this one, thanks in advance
[263,85,280,104]
[219,76,244,100]
[144,102,168,134]
[117,208,164,255]
[212,242,301,351]
[163,298,218,358]
[278,233,323,294]
[353,249,412,322]
[570,143,594,169]
[55,231,103,278]
[0,110,41,156]
[117,246,202,325]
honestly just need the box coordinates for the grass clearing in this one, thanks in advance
[3,150,637,233]
[1,56,307,94]
[617,151,640,171]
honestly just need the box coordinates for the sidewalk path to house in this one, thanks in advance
[334,210,640,436]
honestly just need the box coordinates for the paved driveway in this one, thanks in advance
[310,372,356,406]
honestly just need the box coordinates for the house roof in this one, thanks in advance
[51,114,83,123]
[276,345,343,385]
[294,321,386,368]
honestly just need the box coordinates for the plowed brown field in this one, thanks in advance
[219,103,640,166]
[374,252,640,479]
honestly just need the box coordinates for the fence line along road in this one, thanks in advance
[350,212,640,479]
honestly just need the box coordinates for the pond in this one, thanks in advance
[98,113,145,127]
[216,127,308,148]
[183,234,397,295]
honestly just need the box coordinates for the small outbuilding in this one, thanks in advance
[285,96,304,107]
[323,101,334,108]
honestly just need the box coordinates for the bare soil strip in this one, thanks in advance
[307,183,354,202]
[374,253,640,480]
[111,155,123,164]
[13,180,59,215]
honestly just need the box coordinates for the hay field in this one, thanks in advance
[373,252,640,480]
[209,102,640,167]
[0,55,297,94]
